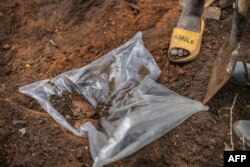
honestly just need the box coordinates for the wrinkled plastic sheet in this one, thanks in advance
[233,120,250,147]
[19,32,208,167]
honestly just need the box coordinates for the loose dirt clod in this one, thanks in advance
[139,66,150,76]
[50,91,110,130]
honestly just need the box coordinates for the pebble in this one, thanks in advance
[19,128,26,137]
[202,6,221,20]
[25,64,31,68]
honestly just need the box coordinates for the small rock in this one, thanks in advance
[202,6,221,20]
[19,128,26,137]
[25,64,31,68]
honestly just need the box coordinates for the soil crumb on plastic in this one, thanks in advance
[109,77,116,92]
[139,66,150,76]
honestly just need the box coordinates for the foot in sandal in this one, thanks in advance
[168,0,206,63]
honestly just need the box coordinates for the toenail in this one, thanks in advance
[170,49,178,55]
[178,49,184,57]
[183,50,189,56]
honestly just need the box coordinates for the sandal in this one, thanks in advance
[168,19,205,63]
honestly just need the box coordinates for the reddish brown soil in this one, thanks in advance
[1,0,250,167]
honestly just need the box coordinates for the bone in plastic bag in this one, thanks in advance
[19,32,208,167]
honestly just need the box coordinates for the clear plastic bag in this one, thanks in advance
[19,32,208,167]
[233,120,250,147]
